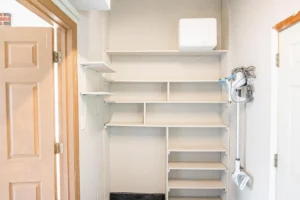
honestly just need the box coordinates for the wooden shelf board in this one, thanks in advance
[169,197,221,200]
[168,145,227,153]
[105,123,228,128]
[105,101,228,104]
[80,62,116,73]
[168,162,227,171]
[81,92,114,96]
[106,50,228,56]
[168,180,226,190]
[106,80,220,83]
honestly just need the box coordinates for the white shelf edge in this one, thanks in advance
[105,100,228,104]
[168,162,227,171]
[81,92,114,96]
[80,61,116,73]
[105,80,220,83]
[105,123,228,128]
[168,180,226,190]
[168,145,227,153]
[106,50,228,56]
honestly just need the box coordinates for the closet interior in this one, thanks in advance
[79,0,231,200]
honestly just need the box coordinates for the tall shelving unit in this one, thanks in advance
[103,49,230,200]
[78,1,231,200]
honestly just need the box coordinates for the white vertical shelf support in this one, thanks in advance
[144,103,147,125]
[166,127,169,199]
[167,82,170,101]
[81,68,88,130]
[80,96,87,131]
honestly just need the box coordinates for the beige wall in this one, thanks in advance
[109,0,224,50]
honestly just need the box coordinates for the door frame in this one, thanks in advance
[15,0,80,200]
[271,10,300,200]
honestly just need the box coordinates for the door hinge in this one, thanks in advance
[276,53,280,67]
[53,51,62,63]
[54,142,64,154]
[274,153,278,168]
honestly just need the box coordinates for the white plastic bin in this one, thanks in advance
[179,18,217,51]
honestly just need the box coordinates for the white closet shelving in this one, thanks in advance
[105,49,230,200]
[106,50,228,56]
[168,145,227,153]
[168,180,226,190]
[105,123,228,128]
[80,62,116,97]
[81,61,116,73]
[105,101,227,104]
[168,162,227,171]
[79,1,232,200]
[81,92,114,96]
[80,62,116,130]
[106,80,220,83]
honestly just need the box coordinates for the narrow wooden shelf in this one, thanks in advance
[169,197,221,200]
[106,80,220,83]
[168,180,226,190]
[168,162,227,171]
[105,101,228,104]
[81,92,114,96]
[105,122,228,128]
[168,145,227,153]
[80,62,116,73]
[106,50,228,56]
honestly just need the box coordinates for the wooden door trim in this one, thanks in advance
[16,1,80,200]
[274,11,300,32]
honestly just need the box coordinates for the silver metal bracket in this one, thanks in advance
[276,53,280,67]
[53,51,62,63]
[274,154,278,168]
[55,142,64,154]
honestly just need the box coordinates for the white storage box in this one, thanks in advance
[179,18,217,51]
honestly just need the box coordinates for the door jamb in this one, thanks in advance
[16,1,80,200]
[271,10,300,200]
[274,11,300,32]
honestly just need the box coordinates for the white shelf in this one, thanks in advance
[80,62,116,73]
[168,162,227,171]
[168,145,227,153]
[106,50,228,56]
[81,92,114,96]
[169,197,221,200]
[168,180,226,190]
[105,122,228,128]
[106,80,220,83]
[105,101,228,104]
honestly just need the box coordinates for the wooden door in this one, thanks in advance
[277,22,300,200]
[0,27,55,200]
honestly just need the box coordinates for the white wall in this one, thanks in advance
[77,10,110,200]
[229,1,300,200]
[0,0,50,27]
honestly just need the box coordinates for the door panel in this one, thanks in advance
[277,23,300,200]
[0,27,54,200]
[6,83,40,158]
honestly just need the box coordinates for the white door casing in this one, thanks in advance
[277,22,300,200]
[0,27,55,200]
